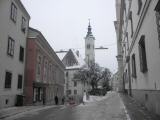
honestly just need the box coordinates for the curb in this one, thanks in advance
[0,105,62,119]
[118,93,131,120]
[0,108,35,119]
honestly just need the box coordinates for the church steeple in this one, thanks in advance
[85,19,95,67]
[86,19,94,39]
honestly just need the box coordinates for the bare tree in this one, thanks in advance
[74,63,111,90]
[101,68,112,91]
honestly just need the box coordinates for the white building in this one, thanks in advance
[57,49,87,104]
[111,72,119,91]
[0,0,30,108]
[115,0,160,116]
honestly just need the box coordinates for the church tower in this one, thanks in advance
[85,20,95,67]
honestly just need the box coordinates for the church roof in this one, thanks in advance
[56,52,66,61]
[56,49,86,70]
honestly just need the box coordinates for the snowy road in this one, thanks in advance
[4,92,128,120]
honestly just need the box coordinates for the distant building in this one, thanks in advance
[24,28,65,105]
[111,72,119,91]
[57,49,88,104]
[115,0,160,116]
[0,0,30,108]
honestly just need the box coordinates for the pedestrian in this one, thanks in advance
[55,96,58,105]
[62,96,65,105]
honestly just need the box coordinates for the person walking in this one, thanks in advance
[62,96,65,105]
[55,96,58,105]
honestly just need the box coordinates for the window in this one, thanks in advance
[44,61,48,82]
[33,88,36,102]
[10,2,17,23]
[21,17,26,33]
[19,46,24,62]
[17,75,23,89]
[137,0,142,15]
[74,90,77,95]
[38,88,41,101]
[126,32,129,50]
[7,37,15,57]
[155,1,160,47]
[87,44,90,49]
[74,81,77,87]
[129,11,133,37]
[139,35,148,73]
[125,70,128,83]
[39,88,43,101]
[66,71,68,77]
[37,56,41,75]
[5,72,12,88]
[131,54,137,78]
[67,90,71,95]
[124,0,126,14]
[34,88,39,102]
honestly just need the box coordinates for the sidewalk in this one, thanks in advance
[120,93,160,120]
[0,105,61,119]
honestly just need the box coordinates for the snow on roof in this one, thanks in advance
[71,49,85,66]
[66,49,86,70]
[56,52,66,60]
[56,49,86,70]
[66,65,83,70]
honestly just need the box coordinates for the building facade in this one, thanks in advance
[114,0,124,92]
[57,49,88,104]
[115,0,160,116]
[25,28,65,105]
[111,72,119,91]
[0,0,30,108]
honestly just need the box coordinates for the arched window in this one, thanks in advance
[87,44,90,49]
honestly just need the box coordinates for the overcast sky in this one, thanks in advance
[21,0,117,73]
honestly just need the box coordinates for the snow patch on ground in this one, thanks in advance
[79,91,113,107]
